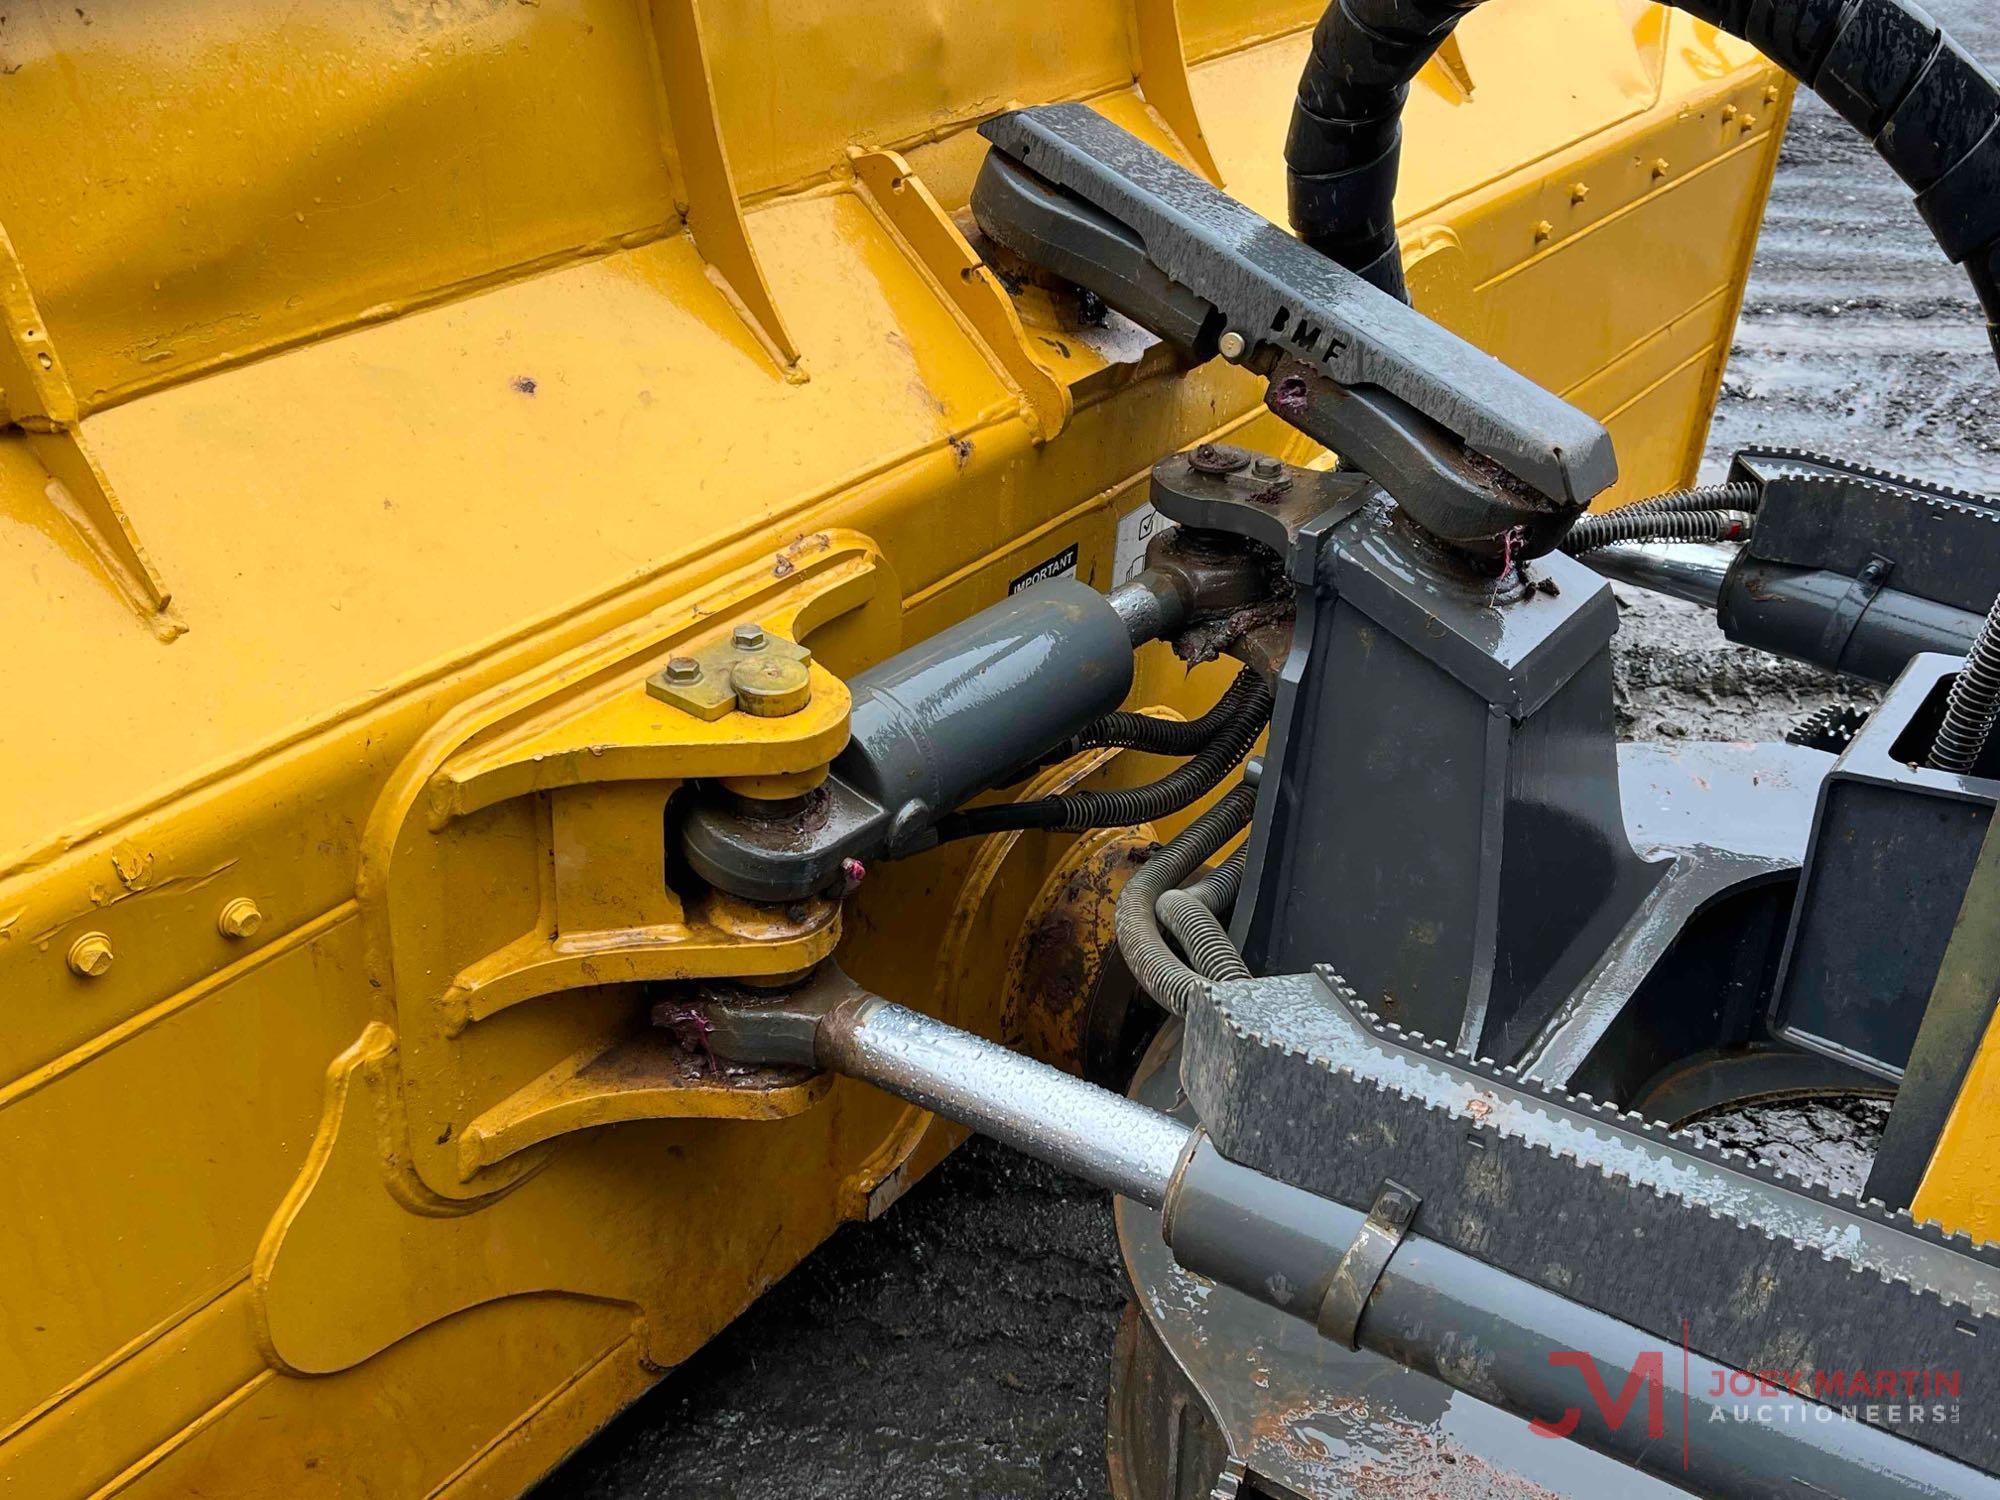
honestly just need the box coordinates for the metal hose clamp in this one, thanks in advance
[1316,1178,1422,1349]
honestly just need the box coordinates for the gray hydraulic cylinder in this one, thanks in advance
[1584,543,1984,684]
[1719,557,1986,684]
[838,576,1147,842]
[1165,1140,1990,1500]
[749,988,1996,1500]
[678,572,1184,900]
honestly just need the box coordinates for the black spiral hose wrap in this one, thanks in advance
[1560,508,1754,556]
[1929,591,2000,774]
[1116,784,1260,1016]
[1289,0,2000,368]
[932,673,1273,842]
[1068,668,1269,756]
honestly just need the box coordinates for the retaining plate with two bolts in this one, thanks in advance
[646,623,814,721]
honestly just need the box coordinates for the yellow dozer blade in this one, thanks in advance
[0,4,1787,1495]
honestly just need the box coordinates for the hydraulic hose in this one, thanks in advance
[1560,507,1754,555]
[1114,782,1259,1016]
[1288,0,2000,371]
[1929,590,2000,773]
[932,674,1272,842]
[1609,480,1762,519]
[1155,844,1253,983]
[1156,888,1252,982]
[1068,668,1267,756]
[1183,845,1247,914]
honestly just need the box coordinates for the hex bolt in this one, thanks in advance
[1217,330,1247,361]
[1251,456,1284,480]
[217,897,264,940]
[732,624,768,652]
[67,932,113,978]
[663,655,702,684]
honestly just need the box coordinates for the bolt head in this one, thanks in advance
[664,655,702,684]
[1251,456,1284,480]
[1217,330,1247,361]
[1188,443,1251,476]
[217,897,264,940]
[67,932,113,978]
[732,624,767,652]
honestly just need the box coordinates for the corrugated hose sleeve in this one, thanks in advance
[931,674,1273,843]
[1605,481,1762,519]
[1156,888,1253,983]
[1114,783,1260,1016]
[1928,590,2000,773]
[1068,668,1268,756]
[1183,847,1248,914]
[1560,508,1754,556]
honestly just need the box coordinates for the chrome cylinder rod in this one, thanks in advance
[698,965,1194,1207]
[695,968,1991,1499]
[1580,539,1734,607]
[821,996,1195,1208]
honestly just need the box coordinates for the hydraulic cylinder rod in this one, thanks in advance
[1583,543,1985,684]
[1580,540,1734,608]
[821,994,1194,1208]
[694,966,1994,1500]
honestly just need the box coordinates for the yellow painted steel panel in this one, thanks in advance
[0,3,1790,1493]
[0,0,681,410]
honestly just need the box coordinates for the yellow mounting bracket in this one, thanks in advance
[849,147,1072,442]
[358,529,897,1200]
[0,220,182,638]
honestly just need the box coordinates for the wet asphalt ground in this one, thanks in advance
[542,7,2000,1494]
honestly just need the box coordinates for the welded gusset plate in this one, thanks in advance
[977,105,1615,513]
[1731,448,2000,614]
[1182,971,2000,1474]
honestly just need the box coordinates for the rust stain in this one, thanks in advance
[1002,837,1143,1072]
[1247,1385,1564,1500]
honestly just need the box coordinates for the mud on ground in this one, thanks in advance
[543,7,2000,1493]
